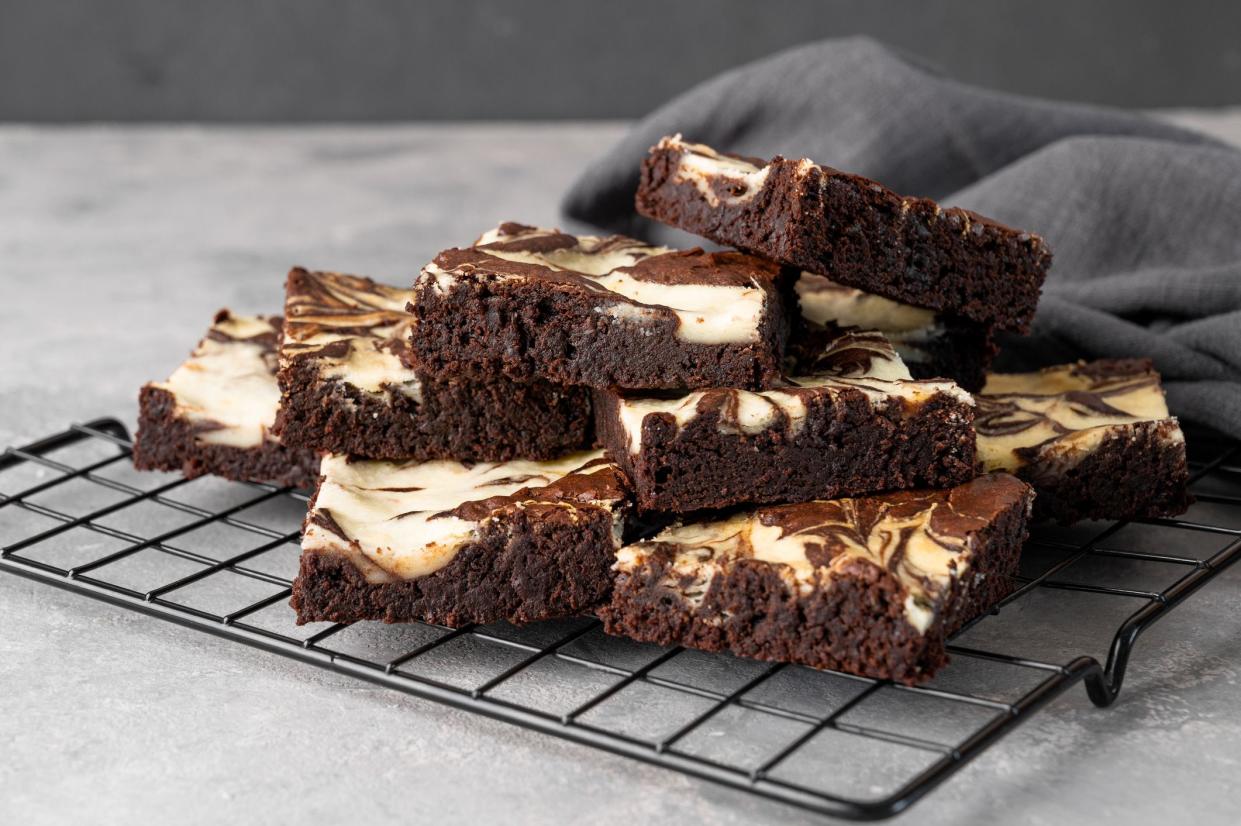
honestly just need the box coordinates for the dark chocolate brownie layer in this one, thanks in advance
[412,223,794,390]
[600,474,1034,683]
[597,327,976,513]
[135,385,319,488]
[133,311,320,489]
[1020,419,1192,524]
[978,359,1191,524]
[291,451,631,626]
[637,136,1051,333]
[275,268,591,461]
[292,502,618,626]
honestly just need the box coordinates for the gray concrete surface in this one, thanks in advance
[2,120,1241,825]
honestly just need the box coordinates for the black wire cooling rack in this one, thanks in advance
[2,418,1240,821]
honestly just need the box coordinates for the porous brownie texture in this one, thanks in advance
[596,388,976,513]
[134,384,320,489]
[637,136,1051,333]
[275,355,591,462]
[600,476,1033,683]
[1022,419,1192,524]
[411,224,796,391]
[291,501,618,626]
[291,450,631,627]
[275,266,592,461]
[978,358,1192,524]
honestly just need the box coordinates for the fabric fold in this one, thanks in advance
[562,36,1241,436]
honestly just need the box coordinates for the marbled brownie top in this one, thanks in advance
[149,310,283,449]
[612,326,971,452]
[977,359,1183,472]
[303,451,629,584]
[615,474,1032,633]
[281,268,421,401]
[421,222,785,345]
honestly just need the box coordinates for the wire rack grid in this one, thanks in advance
[2,418,1239,821]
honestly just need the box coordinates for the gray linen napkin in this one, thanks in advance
[562,37,1241,438]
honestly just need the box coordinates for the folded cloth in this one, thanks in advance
[562,37,1241,439]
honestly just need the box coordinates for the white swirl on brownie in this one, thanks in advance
[154,312,282,449]
[614,474,1033,633]
[423,223,777,345]
[977,361,1181,474]
[281,269,422,400]
[615,327,971,452]
[304,450,626,584]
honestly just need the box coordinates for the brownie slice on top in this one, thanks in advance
[601,474,1034,684]
[134,310,319,488]
[292,450,631,626]
[977,359,1191,523]
[637,135,1051,333]
[411,222,795,391]
[275,267,591,462]
[596,325,975,513]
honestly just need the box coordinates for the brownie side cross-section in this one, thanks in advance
[133,310,320,488]
[274,267,591,462]
[977,359,1192,523]
[411,222,795,390]
[600,473,1034,684]
[636,135,1051,333]
[596,326,976,513]
[290,450,632,626]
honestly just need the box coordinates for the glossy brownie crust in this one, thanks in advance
[637,138,1051,333]
[600,480,1033,684]
[275,356,591,462]
[134,385,320,489]
[291,501,619,627]
[595,389,976,513]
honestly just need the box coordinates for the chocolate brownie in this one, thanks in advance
[291,451,631,626]
[133,311,320,488]
[596,326,975,513]
[636,135,1051,333]
[977,359,1191,524]
[795,272,996,392]
[411,222,794,390]
[600,473,1034,684]
[274,268,591,461]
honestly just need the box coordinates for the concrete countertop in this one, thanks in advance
[2,119,1240,826]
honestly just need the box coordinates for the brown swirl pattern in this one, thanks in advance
[279,267,424,402]
[443,222,782,289]
[283,268,415,364]
[304,451,628,584]
[790,327,903,380]
[976,361,1169,471]
[619,474,1032,629]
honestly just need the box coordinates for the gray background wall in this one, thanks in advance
[2,0,1239,121]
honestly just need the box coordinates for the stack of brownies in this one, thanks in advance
[133,135,1192,684]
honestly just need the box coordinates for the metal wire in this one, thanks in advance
[1,417,1238,821]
